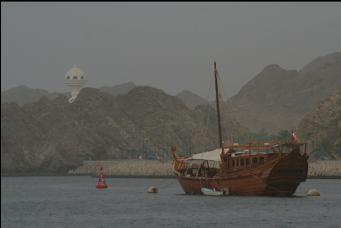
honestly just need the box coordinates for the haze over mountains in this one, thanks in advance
[1,52,341,174]
[1,85,60,106]
[1,83,138,106]
[2,52,340,132]
[228,52,341,133]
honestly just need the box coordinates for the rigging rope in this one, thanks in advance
[195,63,229,151]
[195,72,214,149]
[199,72,216,151]
[197,64,227,151]
[216,70,227,104]
[204,76,214,140]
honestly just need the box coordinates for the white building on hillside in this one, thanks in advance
[64,66,87,103]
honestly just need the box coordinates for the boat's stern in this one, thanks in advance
[265,148,308,196]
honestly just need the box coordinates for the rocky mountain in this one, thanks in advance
[176,90,208,109]
[1,85,59,106]
[99,82,136,96]
[228,52,341,133]
[298,89,341,160]
[1,86,248,174]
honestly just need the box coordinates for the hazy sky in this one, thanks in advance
[2,2,341,98]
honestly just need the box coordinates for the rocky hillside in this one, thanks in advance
[176,90,208,109]
[1,85,59,105]
[1,86,248,174]
[228,52,341,133]
[298,89,341,160]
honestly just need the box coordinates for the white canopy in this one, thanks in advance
[190,148,227,161]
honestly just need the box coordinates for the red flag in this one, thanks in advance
[291,130,298,143]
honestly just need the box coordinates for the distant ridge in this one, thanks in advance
[1,82,137,106]
[176,90,208,109]
[99,82,136,96]
[1,85,59,106]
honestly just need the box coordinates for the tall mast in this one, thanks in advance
[214,61,223,148]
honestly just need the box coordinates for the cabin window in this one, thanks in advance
[73,76,78,79]
[252,157,258,164]
[66,76,70,79]
[80,76,84,79]
[246,158,250,166]
[240,159,244,166]
[192,168,198,176]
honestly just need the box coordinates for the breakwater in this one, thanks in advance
[69,160,174,177]
[68,160,341,178]
[308,160,341,178]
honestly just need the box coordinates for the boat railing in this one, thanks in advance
[224,142,306,154]
[173,158,221,173]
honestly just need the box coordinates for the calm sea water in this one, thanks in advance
[1,177,341,228]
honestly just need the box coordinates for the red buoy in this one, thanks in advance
[96,165,108,189]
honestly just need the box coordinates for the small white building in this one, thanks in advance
[64,66,87,103]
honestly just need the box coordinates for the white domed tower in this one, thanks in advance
[64,66,87,103]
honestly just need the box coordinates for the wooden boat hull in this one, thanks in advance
[175,151,308,196]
